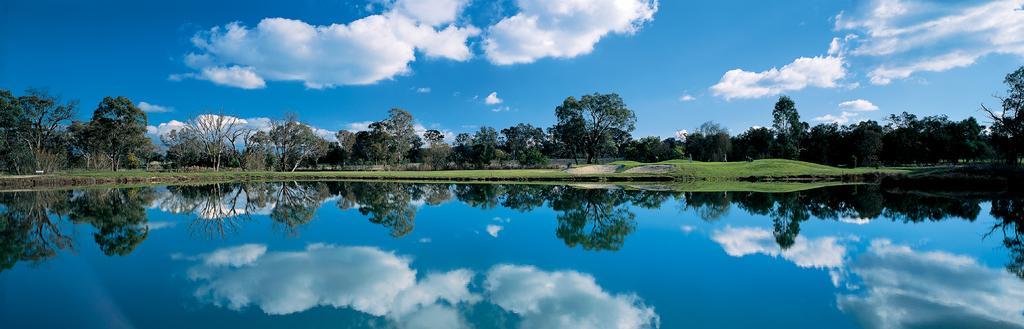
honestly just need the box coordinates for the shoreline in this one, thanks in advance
[0,168,894,191]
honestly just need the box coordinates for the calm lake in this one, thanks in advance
[1,182,1023,329]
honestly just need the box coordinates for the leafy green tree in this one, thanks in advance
[0,89,34,173]
[800,123,842,165]
[771,96,805,159]
[85,96,150,171]
[422,129,451,169]
[554,93,637,163]
[17,88,76,172]
[623,136,679,162]
[268,114,327,171]
[334,130,356,166]
[380,108,421,163]
[450,133,473,167]
[849,120,884,167]
[470,126,500,167]
[686,121,731,161]
[500,123,547,164]
[731,127,774,161]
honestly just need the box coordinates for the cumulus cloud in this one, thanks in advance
[837,99,879,112]
[186,244,479,327]
[836,0,1024,84]
[415,87,432,93]
[199,66,267,89]
[484,91,503,105]
[138,101,174,113]
[178,3,480,89]
[483,0,659,65]
[184,245,659,329]
[485,264,660,329]
[393,0,470,26]
[678,95,696,102]
[837,239,1024,328]
[813,111,864,125]
[710,54,847,100]
[713,226,847,270]
[814,99,878,124]
[147,119,187,137]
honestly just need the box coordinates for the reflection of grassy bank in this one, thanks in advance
[881,165,1024,192]
[0,159,907,190]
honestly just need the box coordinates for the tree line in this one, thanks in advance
[1,66,1021,174]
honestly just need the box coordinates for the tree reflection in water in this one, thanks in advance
[69,187,156,256]
[988,199,1024,279]
[3,182,1024,277]
[0,190,73,271]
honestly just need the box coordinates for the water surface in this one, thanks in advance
[1,182,1022,328]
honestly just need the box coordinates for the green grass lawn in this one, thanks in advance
[609,159,907,180]
[1,159,907,187]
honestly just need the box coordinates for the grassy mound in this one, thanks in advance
[608,159,905,180]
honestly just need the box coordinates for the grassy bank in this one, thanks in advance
[610,159,905,180]
[0,159,907,190]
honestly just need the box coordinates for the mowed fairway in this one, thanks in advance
[0,159,909,191]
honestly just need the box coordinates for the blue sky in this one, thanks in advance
[2,0,1023,140]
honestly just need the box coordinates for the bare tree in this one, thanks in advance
[185,112,244,171]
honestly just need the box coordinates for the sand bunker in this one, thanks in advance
[623,165,675,174]
[565,165,622,175]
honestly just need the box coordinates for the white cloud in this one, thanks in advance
[483,0,659,65]
[185,245,662,329]
[138,101,174,113]
[814,99,878,124]
[485,264,660,329]
[712,226,850,287]
[393,0,470,26]
[145,221,177,230]
[180,6,480,89]
[712,226,847,270]
[490,106,511,113]
[814,111,864,125]
[415,87,432,93]
[486,224,504,237]
[346,121,376,132]
[187,244,479,327]
[838,99,879,112]
[484,91,503,104]
[710,55,847,100]
[868,51,980,85]
[837,0,1024,84]
[837,239,1024,328]
[678,95,696,102]
[200,66,267,89]
[200,244,267,267]
[147,119,187,137]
